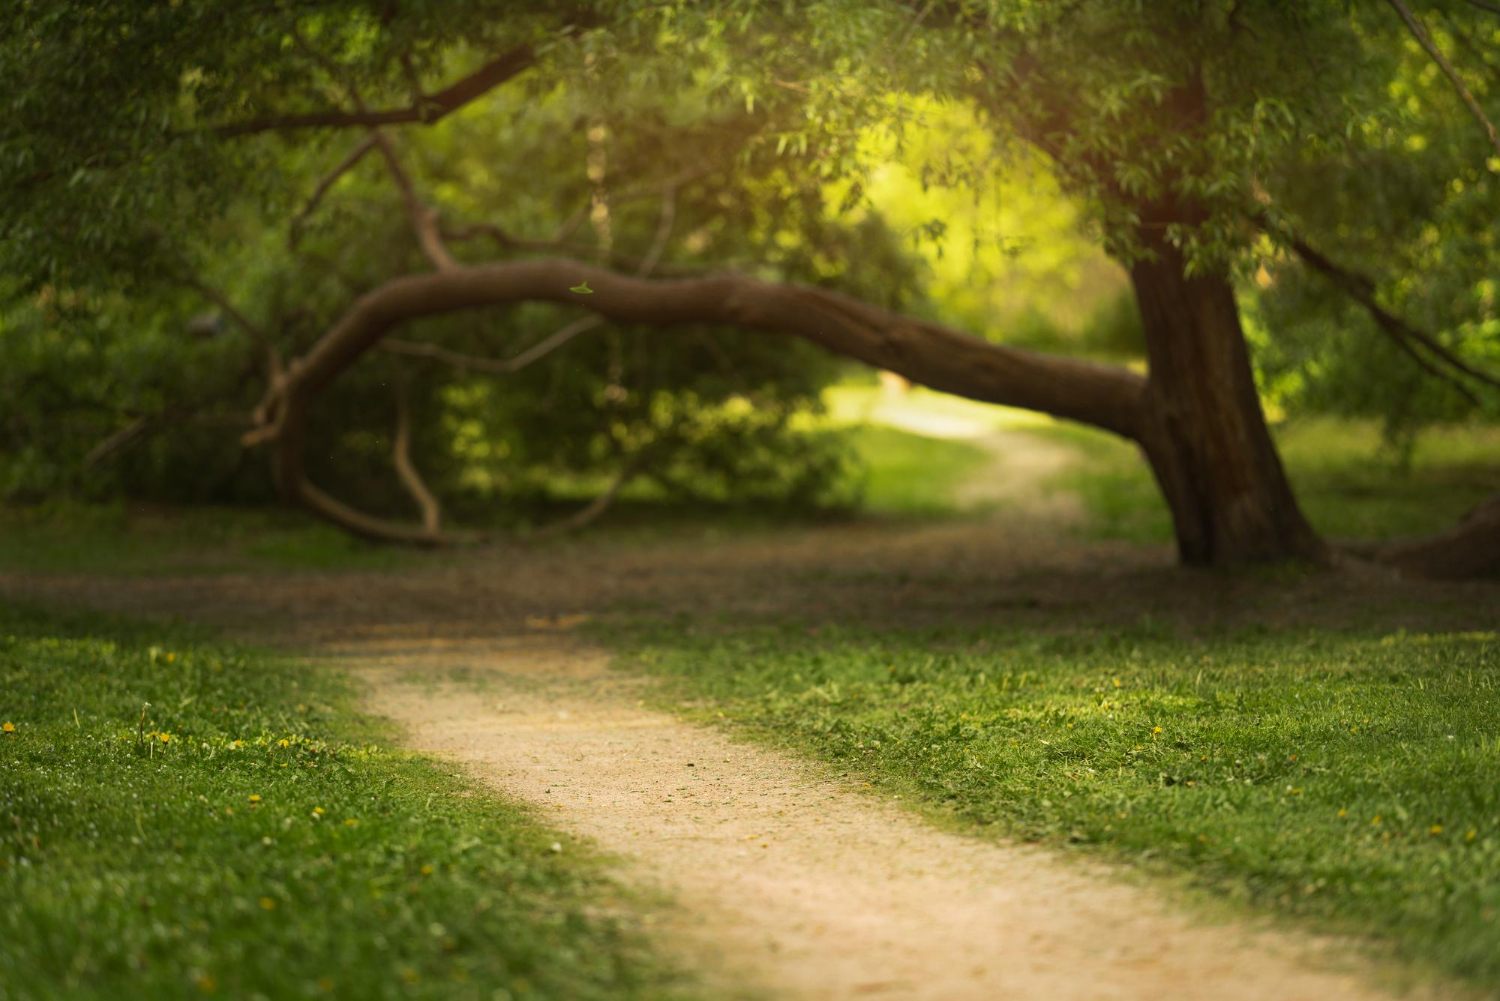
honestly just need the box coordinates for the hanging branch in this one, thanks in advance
[529,458,644,540]
[391,372,443,533]
[381,315,605,375]
[1253,211,1499,402]
[370,130,456,271]
[289,134,378,247]
[213,46,536,138]
[1386,0,1500,159]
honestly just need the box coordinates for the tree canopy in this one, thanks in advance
[4,0,1499,574]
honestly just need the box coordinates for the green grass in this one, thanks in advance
[840,426,991,517]
[0,502,428,576]
[606,619,1500,992]
[0,604,682,1001]
[1031,418,1500,546]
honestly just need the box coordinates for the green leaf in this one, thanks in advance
[569,281,594,294]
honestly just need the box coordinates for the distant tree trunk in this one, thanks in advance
[1129,236,1329,566]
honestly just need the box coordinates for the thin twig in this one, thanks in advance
[381,315,605,374]
[1387,0,1500,158]
[178,276,284,379]
[1257,212,1496,403]
[370,130,456,271]
[213,46,536,138]
[289,134,378,247]
[530,459,643,539]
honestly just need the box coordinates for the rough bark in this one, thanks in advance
[1130,239,1329,566]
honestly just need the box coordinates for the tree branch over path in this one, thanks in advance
[1386,0,1500,158]
[213,46,536,138]
[248,259,1147,543]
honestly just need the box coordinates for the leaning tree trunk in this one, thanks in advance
[1130,237,1329,566]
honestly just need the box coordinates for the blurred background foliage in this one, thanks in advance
[2,0,1497,529]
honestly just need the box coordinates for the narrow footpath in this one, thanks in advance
[328,632,1392,1001]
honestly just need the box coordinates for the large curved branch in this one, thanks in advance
[251,259,1147,542]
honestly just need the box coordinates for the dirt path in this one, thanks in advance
[326,632,1392,1001]
[6,421,1490,997]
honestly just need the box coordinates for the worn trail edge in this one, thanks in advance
[326,634,1390,1001]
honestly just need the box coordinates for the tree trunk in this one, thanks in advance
[1130,240,1328,566]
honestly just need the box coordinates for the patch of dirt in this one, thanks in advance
[328,633,1391,1000]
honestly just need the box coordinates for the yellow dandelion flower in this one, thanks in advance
[231,740,243,749]
[1371,815,1382,825]
[277,739,289,748]
[159,733,171,743]
[248,794,262,803]
[420,864,434,875]
[1,722,14,733]
[344,818,358,827]
[1152,726,1163,735]
[166,652,176,663]
[1467,829,1478,842]
[258,897,276,911]
[1337,808,1348,818]
[313,807,325,815]
[1429,825,1444,836]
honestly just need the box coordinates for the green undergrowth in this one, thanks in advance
[837,425,992,517]
[0,604,682,1001]
[1032,418,1500,546]
[605,618,1500,992]
[0,502,427,576]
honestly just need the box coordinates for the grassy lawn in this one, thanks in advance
[1033,418,1500,546]
[836,425,991,517]
[605,619,1500,992]
[0,604,682,1001]
[0,502,427,576]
